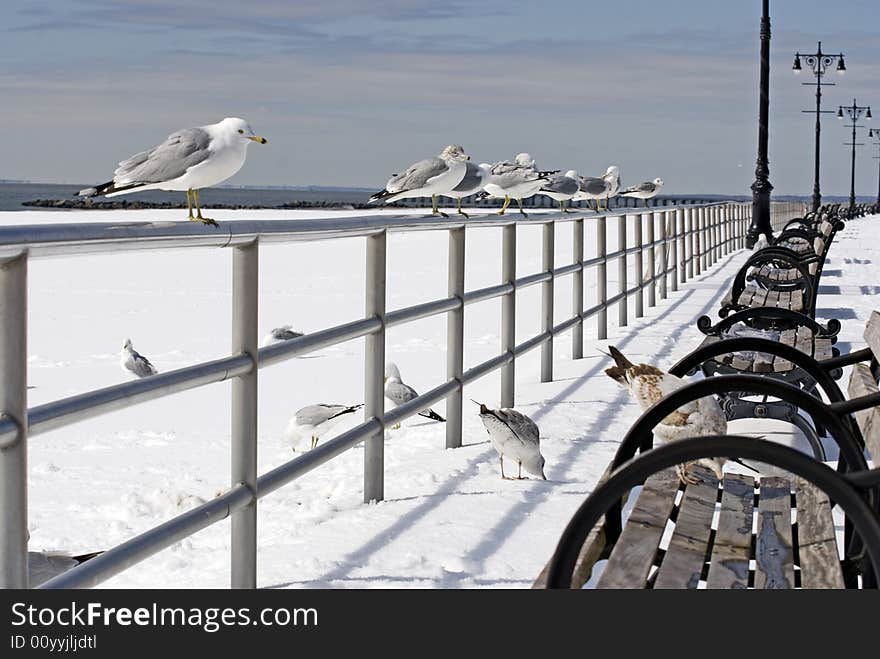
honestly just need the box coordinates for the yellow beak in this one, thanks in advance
[249,135,268,144]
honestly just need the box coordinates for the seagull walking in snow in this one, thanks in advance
[441,161,492,218]
[479,153,556,218]
[261,325,304,347]
[619,177,663,207]
[368,145,470,217]
[475,402,546,480]
[537,170,580,213]
[384,362,445,428]
[78,117,267,226]
[120,339,158,378]
[603,346,727,484]
[284,403,363,450]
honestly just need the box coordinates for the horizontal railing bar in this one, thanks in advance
[606,291,627,306]
[0,204,728,259]
[464,282,513,305]
[258,419,381,498]
[582,302,605,319]
[0,354,254,448]
[514,330,552,356]
[551,315,581,336]
[582,255,605,268]
[258,317,381,367]
[516,271,552,289]
[624,245,642,255]
[626,284,641,296]
[40,483,254,589]
[385,297,460,328]
[552,263,582,278]
[461,352,513,385]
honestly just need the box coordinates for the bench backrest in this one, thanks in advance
[847,310,880,460]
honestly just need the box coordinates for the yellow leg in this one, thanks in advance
[186,189,195,220]
[516,198,528,218]
[497,196,511,215]
[432,194,448,218]
[457,198,469,218]
[194,190,218,226]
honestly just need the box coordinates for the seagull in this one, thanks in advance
[619,177,664,207]
[120,338,158,378]
[368,145,470,217]
[261,325,304,347]
[479,153,556,218]
[441,161,492,218]
[78,117,267,226]
[603,346,727,484]
[283,403,363,450]
[537,169,580,213]
[384,362,445,428]
[475,402,546,480]
[573,165,620,211]
[29,550,103,587]
[752,233,770,251]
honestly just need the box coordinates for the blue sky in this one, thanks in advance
[2,0,879,195]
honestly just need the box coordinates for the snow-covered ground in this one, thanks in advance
[9,207,878,588]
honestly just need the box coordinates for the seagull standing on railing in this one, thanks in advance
[284,403,363,450]
[261,325,304,347]
[383,362,445,429]
[537,170,580,213]
[441,161,492,218]
[573,166,620,211]
[77,117,267,226]
[120,338,158,378]
[368,145,470,218]
[478,153,556,218]
[475,402,546,480]
[619,177,663,207]
[603,346,727,484]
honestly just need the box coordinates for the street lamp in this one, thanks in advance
[838,99,872,215]
[868,128,880,205]
[792,41,845,213]
[747,0,773,248]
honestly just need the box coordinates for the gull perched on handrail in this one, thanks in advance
[120,338,158,378]
[441,162,492,218]
[573,165,620,211]
[475,402,546,480]
[368,145,470,218]
[603,346,727,484]
[78,117,267,226]
[619,177,664,207]
[384,362,445,428]
[261,325,304,347]
[537,170,580,213]
[478,153,557,218]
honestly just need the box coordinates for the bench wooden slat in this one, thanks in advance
[706,474,755,589]
[653,467,719,589]
[847,362,880,460]
[754,477,795,589]
[773,330,797,371]
[864,311,880,365]
[791,289,804,312]
[814,337,832,361]
[764,289,781,307]
[596,468,680,589]
[752,287,769,308]
[794,478,845,589]
[795,325,813,359]
[737,286,756,307]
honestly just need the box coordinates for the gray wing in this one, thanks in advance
[271,326,303,341]
[451,162,484,193]
[490,162,541,187]
[498,409,539,446]
[385,157,449,194]
[579,177,609,195]
[622,181,657,195]
[541,174,579,195]
[385,381,418,406]
[295,404,345,426]
[130,351,157,377]
[113,127,212,186]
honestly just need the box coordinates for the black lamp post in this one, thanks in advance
[792,41,846,213]
[838,99,872,215]
[868,128,880,205]
[747,0,773,248]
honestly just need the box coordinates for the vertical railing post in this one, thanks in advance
[618,214,628,326]
[646,211,655,307]
[501,224,516,408]
[670,209,679,292]
[634,213,643,318]
[364,232,386,503]
[714,206,721,262]
[446,227,465,449]
[677,208,686,285]
[686,207,695,279]
[696,207,704,275]
[231,239,258,589]
[597,215,607,339]
[572,218,584,360]
[0,252,27,589]
[541,222,554,383]
[658,210,667,300]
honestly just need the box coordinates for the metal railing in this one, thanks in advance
[0,200,802,589]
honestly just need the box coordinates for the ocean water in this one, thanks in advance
[0,182,374,212]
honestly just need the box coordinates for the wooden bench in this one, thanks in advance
[535,311,880,589]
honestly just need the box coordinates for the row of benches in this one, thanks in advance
[536,205,880,589]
